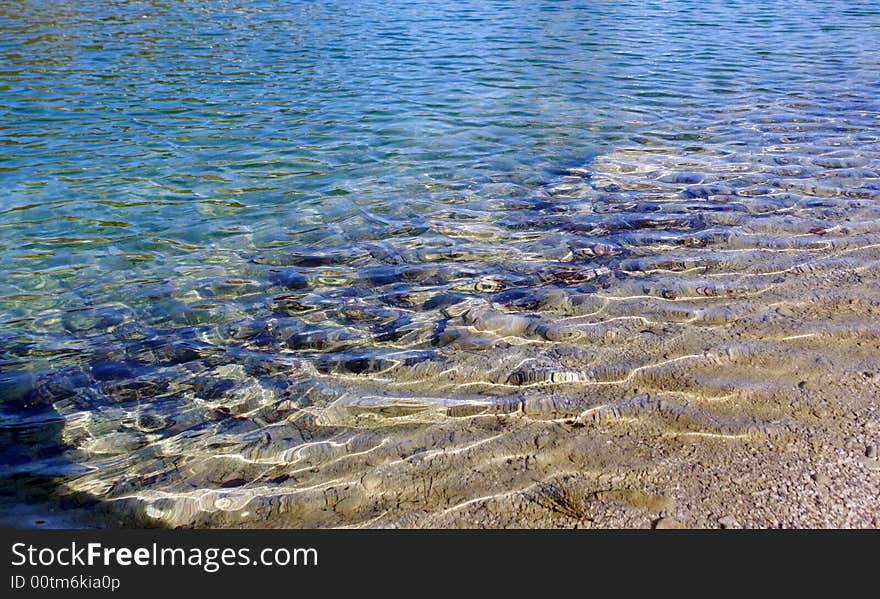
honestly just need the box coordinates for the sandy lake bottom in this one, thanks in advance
[2,1,880,527]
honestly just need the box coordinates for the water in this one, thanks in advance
[2,1,880,527]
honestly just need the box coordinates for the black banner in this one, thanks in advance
[0,528,874,595]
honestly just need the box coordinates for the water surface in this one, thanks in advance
[2,0,880,527]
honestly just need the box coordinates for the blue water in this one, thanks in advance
[2,1,880,527]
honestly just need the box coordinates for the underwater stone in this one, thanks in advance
[279,327,360,351]
[536,322,582,342]
[218,318,268,341]
[423,292,470,311]
[83,431,147,454]
[61,304,135,334]
[90,361,141,382]
[0,370,36,402]
[437,327,497,350]
[462,307,532,337]
[268,268,309,289]
[132,412,173,433]
[508,369,589,386]
[535,288,574,312]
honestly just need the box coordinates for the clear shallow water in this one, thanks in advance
[2,1,880,527]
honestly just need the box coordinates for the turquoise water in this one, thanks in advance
[2,1,880,527]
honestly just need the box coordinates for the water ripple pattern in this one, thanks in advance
[2,1,880,527]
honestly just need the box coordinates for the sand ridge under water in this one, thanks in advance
[2,1,880,528]
[20,114,880,528]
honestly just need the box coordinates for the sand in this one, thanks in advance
[48,142,880,529]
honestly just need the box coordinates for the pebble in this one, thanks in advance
[359,472,384,493]
[718,515,741,529]
[463,307,531,337]
[83,431,147,454]
[860,457,880,471]
[535,288,573,312]
[654,517,685,530]
[133,412,173,433]
[268,268,309,289]
[437,327,496,350]
[534,432,551,450]
[538,323,582,342]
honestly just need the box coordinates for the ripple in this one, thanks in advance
[3,0,880,527]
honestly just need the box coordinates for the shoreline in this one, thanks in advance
[44,145,880,529]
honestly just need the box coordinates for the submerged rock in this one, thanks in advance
[267,268,309,290]
[462,306,533,337]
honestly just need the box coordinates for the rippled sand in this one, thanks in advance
[4,1,880,528]
[6,110,878,528]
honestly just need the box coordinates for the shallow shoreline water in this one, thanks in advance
[2,1,880,527]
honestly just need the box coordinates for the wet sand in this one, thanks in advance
[49,138,880,529]
[108,251,880,529]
